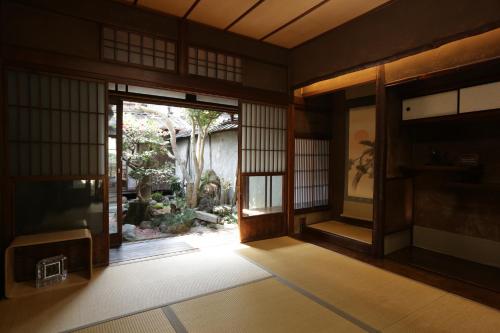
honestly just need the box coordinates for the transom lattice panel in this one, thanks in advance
[188,46,242,83]
[241,103,287,173]
[294,138,329,209]
[6,69,106,177]
[102,26,176,72]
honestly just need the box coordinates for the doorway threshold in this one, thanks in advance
[109,238,198,265]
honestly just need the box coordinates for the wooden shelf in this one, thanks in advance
[401,108,500,125]
[5,229,92,298]
[447,182,500,191]
[400,165,477,173]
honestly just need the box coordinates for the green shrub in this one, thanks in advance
[152,202,164,209]
[169,176,184,197]
[152,206,195,229]
[221,213,238,224]
[213,205,237,224]
[151,192,164,202]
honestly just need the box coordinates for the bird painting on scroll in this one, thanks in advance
[346,105,376,202]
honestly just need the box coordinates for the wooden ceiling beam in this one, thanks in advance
[260,0,329,41]
[183,0,201,19]
[224,0,265,31]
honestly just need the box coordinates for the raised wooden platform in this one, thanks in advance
[302,220,372,254]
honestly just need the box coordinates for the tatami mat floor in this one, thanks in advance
[2,236,499,333]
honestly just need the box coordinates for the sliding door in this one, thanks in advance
[238,102,288,242]
[108,98,123,247]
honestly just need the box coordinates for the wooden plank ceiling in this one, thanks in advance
[128,0,391,48]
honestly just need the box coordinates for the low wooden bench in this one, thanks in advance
[5,228,92,298]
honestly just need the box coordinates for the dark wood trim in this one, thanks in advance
[0,59,7,297]
[178,20,188,77]
[345,95,376,108]
[224,0,265,31]
[108,91,238,114]
[260,0,329,41]
[2,45,289,105]
[292,22,500,89]
[373,65,386,257]
[109,98,123,248]
[237,100,243,241]
[17,0,179,41]
[287,104,295,234]
[183,0,200,19]
[294,206,330,214]
[294,133,331,140]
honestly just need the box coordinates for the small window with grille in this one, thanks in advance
[102,26,176,72]
[188,46,242,83]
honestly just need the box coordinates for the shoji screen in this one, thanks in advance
[240,102,287,217]
[241,103,287,173]
[6,69,106,177]
[294,138,329,210]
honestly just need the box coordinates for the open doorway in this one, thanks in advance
[108,99,239,262]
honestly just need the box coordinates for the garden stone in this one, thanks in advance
[124,200,150,225]
[167,223,191,234]
[195,210,221,224]
[139,220,153,229]
[198,196,215,213]
[123,224,136,241]
[159,222,169,233]
[149,200,158,205]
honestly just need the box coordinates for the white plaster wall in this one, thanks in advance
[176,130,238,199]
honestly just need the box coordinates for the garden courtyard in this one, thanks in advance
[108,101,239,245]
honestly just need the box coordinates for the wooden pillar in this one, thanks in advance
[373,65,387,257]
[287,103,296,234]
[178,20,188,77]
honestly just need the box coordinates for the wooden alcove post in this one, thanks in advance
[373,65,387,258]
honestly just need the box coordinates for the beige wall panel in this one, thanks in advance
[413,226,500,268]
[460,81,500,113]
[266,0,389,48]
[300,67,377,97]
[342,200,373,222]
[138,0,196,17]
[229,0,323,39]
[243,59,288,92]
[386,28,500,84]
[188,0,258,29]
